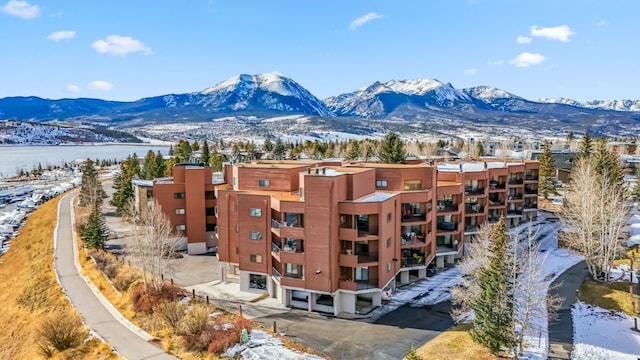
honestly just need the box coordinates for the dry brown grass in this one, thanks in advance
[415,324,503,360]
[578,279,636,316]
[0,196,119,360]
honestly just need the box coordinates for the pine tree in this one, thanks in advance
[476,141,485,157]
[343,140,360,160]
[263,138,274,152]
[110,155,140,216]
[470,216,516,355]
[578,132,592,159]
[174,139,193,163]
[200,140,211,164]
[593,137,623,188]
[79,159,106,208]
[378,132,406,164]
[80,204,109,250]
[404,344,424,360]
[168,144,174,156]
[538,140,556,199]
[273,137,287,160]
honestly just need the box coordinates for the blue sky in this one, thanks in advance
[1,0,637,102]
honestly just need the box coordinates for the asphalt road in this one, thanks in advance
[548,260,589,360]
[55,191,176,360]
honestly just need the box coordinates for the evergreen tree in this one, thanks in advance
[538,140,556,199]
[209,150,225,171]
[470,216,516,355]
[164,157,176,176]
[343,140,360,160]
[263,138,274,152]
[168,144,174,156]
[154,150,166,178]
[578,132,592,159]
[191,140,200,152]
[404,344,424,360]
[273,137,287,160]
[174,139,193,163]
[593,137,623,188]
[476,141,485,157]
[110,155,140,216]
[79,159,106,208]
[200,140,211,164]
[567,130,575,143]
[361,141,376,162]
[80,204,108,250]
[377,132,406,164]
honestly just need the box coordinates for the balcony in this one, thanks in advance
[271,267,281,279]
[465,187,485,196]
[524,202,538,211]
[488,199,505,207]
[508,178,524,185]
[507,209,523,217]
[437,221,457,233]
[401,256,427,268]
[437,202,460,213]
[339,227,379,241]
[401,212,427,223]
[464,204,484,214]
[339,280,379,291]
[507,193,523,201]
[488,216,501,223]
[464,225,480,235]
[525,175,539,182]
[271,242,281,254]
[339,252,379,267]
[489,181,506,191]
[401,233,428,246]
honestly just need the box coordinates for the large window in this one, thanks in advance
[376,179,388,188]
[176,224,186,231]
[250,208,262,217]
[250,231,262,240]
[355,267,369,281]
[174,192,185,199]
[258,179,270,187]
[404,180,422,190]
[175,208,185,215]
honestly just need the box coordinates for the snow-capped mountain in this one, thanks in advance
[196,73,333,116]
[536,98,640,111]
[0,120,139,145]
[324,78,472,118]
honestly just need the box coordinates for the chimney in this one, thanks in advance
[315,167,319,174]
[322,167,326,175]
[307,167,311,174]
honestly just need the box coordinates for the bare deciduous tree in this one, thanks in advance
[126,199,182,293]
[560,157,630,281]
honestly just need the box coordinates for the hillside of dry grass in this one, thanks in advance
[0,197,118,360]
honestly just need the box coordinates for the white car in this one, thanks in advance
[381,286,392,301]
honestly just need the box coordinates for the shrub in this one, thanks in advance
[16,273,50,310]
[130,283,183,313]
[112,269,139,291]
[103,263,118,279]
[177,303,211,337]
[206,316,254,354]
[37,311,87,352]
[90,251,111,272]
[157,301,188,332]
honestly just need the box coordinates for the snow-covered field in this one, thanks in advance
[627,205,640,247]
[572,302,640,360]
[224,329,324,360]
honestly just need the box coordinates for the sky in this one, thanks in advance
[1,0,638,103]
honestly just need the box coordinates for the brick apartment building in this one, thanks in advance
[138,159,538,315]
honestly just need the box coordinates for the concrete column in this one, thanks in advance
[372,292,381,307]
[400,270,410,284]
[308,292,315,312]
[446,255,454,265]
[436,255,445,268]
[418,268,427,279]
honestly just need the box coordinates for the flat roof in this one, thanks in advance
[349,162,430,169]
[355,192,397,203]
[437,161,528,172]
[236,163,308,169]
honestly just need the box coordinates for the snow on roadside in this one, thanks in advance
[572,302,640,360]
[609,264,638,284]
[224,329,324,360]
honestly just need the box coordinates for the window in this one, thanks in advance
[404,180,422,190]
[258,179,270,187]
[250,254,263,263]
[387,262,392,272]
[285,263,301,275]
[355,267,369,281]
[376,179,388,188]
[205,207,215,216]
[250,231,262,240]
[387,212,392,223]
[206,223,216,231]
[250,208,262,217]
[174,192,185,199]
[386,237,391,248]
[176,224,186,231]
[175,208,185,215]
[235,225,239,233]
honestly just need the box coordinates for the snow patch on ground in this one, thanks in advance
[627,206,640,247]
[224,329,325,360]
[572,302,640,360]
[609,264,638,284]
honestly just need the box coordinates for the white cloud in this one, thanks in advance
[487,59,504,66]
[530,25,575,42]
[66,84,80,93]
[88,80,115,91]
[597,19,608,27]
[1,0,39,19]
[349,12,383,30]
[91,35,152,55]
[464,68,477,76]
[46,30,76,41]
[516,35,532,44]
[509,52,546,67]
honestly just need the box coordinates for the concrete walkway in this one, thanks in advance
[54,191,177,360]
[548,260,589,360]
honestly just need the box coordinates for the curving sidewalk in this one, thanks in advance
[54,191,177,360]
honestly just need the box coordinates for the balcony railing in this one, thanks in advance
[464,225,480,234]
[507,209,523,216]
[489,182,506,190]
[525,175,539,181]
[465,187,485,196]
[401,256,426,268]
[465,205,484,213]
[271,267,281,279]
[271,243,281,254]
[488,199,505,206]
[271,219,281,229]
[401,235,427,246]
[437,222,457,232]
[508,179,524,185]
[402,213,427,222]
[524,188,538,195]
[437,202,459,213]
[507,193,523,200]
[488,216,500,223]
[525,202,538,209]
